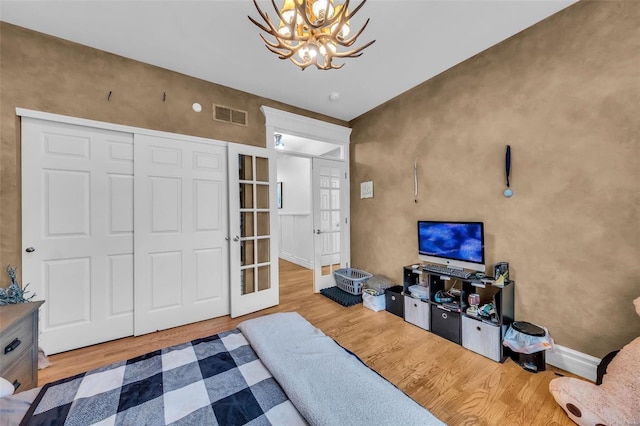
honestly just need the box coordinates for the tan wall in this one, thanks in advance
[0,22,346,276]
[349,1,640,357]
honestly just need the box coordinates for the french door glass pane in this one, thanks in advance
[255,157,269,182]
[242,268,255,295]
[241,240,254,266]
[240,184,253,208]
[257,265,270,291]
[256,184,269,209]
[257,238,270,263]
[239,155,253,180]
[241,212,254,237]
[257,212,270,236]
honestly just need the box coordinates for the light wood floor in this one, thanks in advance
[38,259,576,426]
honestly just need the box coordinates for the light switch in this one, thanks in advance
[360,181,373,199]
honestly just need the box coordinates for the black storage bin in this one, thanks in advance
[431,306,461,344]
[509,321,547,372]
[385,286,404,317]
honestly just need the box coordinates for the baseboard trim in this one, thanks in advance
[546,344,600,382]
[278,254,312,269]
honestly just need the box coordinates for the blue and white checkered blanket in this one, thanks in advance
[20,329,305,425]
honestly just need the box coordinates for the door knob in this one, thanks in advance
[315,229,322,234]
[233,236,240,242]
[25,247,35,253]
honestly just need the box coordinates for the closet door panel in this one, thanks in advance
[22,117,134,355]
[134,135,229,335]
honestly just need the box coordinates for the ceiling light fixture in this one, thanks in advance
[248,0,375,71]
[274,133,285,149]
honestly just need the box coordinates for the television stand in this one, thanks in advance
[402,264,515,362]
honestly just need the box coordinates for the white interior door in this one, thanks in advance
[228,144,278,318]
[312,158,349,292]
[21,118,134,354]
[134,135,229,335]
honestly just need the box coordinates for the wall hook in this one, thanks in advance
[414,159,419,203]
[162,92,166,102]
[107,91,112,101]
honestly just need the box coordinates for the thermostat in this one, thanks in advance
[360,181,373,199]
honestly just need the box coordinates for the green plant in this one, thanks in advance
[0,265,36,305]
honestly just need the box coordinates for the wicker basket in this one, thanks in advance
[333,268,372,295]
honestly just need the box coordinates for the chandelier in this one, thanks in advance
[248,0,375,70]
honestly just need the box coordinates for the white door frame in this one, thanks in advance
[261,106,352,292]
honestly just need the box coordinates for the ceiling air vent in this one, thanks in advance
[214,104,248,127]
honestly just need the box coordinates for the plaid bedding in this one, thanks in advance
[20,329,306,425]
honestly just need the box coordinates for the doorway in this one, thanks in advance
[261,106,352,295]
[274,134,348,293]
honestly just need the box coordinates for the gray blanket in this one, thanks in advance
[239,312,445,426]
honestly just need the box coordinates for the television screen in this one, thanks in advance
[417,221,485,271]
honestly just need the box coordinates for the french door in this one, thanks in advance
[228,144,279,318]
[312,158,349,292]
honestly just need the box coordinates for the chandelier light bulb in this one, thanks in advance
[332,22,350,39]
[330,4,350,39]
[280,0,296,21]
[312,0,334,22]
[319,42,337,55]
[298,44,318,61]
[278,22,292,37]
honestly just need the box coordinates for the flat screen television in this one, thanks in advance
[417,221,485,273]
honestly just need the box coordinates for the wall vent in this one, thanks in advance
[214,104,248,126]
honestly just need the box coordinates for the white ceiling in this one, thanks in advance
[0,0,576,122]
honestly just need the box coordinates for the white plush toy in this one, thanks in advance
[0,377,15,398]
[549,297,640,425]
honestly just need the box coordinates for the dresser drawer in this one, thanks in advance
[0,350,36,393]
[0,313,34,367]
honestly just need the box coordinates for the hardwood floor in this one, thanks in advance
[38,259,576,425]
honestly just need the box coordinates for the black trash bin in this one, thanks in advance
[509,321,547,373]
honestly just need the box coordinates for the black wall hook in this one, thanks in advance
[107,91,112,101]
[162,92,166,102]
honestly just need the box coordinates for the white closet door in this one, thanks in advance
[22,117,134,355]
[134,134,229,335]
